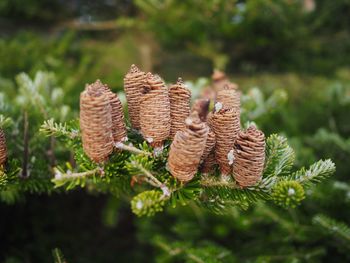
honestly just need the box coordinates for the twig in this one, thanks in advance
[200,176,240,189]
[131,160,170,197]
[54,167,101,181]
[115,142,151,156]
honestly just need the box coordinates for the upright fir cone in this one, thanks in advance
[212,106,240,176]
[191,98,210,122]
[80,82,113,163]
[169,78,191,138]
[98,80,127,143]
[124,64,147,130]
[216,86,241,110]
[0,129,7,166]
[140,73,170,150]
[168,112,209,182]
[212,70,238,91]
[233,125,265,187]
[206,111,214,128]
[200,112,217,174]
[200,129,215,163]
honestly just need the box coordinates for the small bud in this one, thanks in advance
[227,149,235,165]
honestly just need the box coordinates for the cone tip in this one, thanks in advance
[212,69,227,81]
[129,64,140,74]
[177,77,184,84]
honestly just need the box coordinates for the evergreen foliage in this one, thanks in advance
[313,214,350,244]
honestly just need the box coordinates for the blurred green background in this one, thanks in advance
[0,0,350,262]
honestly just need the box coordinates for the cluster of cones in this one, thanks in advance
[80,65,265,188]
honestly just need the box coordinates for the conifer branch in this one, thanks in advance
[40,119,79,139]
[264,134,295,177]
[200,176,240,189]
[129,159,170,196]
[53,167,102,182]
[52,248,68,263]
[288,159,335,186]
[313,214,350,243]
[0,114,13,129]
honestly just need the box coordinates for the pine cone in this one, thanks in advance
[124,64,147,129]
[200,129,215,163]
[0,129,7,166]
[216,88,241,110]
[168,112,209,182]
[191,98,210,122]
[200,112,217,174]
[199,129,216,174]
[212,107,240,176]
[212,70,238,91]
[98,80,127,143]
[206,111,214,128]
[80,82,113,163]
[169,78,191,138]
[233,125,265,187]
[140,73,170,149]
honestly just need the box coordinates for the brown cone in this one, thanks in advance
[216,87,241,110]
[0,129,7,166]
[140,73,170,149]
[212,70,238,92]
[200,129,215,163]
[98,80,127,143]
[169,78,191,138]
[80,82,113,163]
[206,112,214,128]
[233,125,265,187]
[212,107,240,176]
[168,112,209,182]
[124,64,147,129]
[191,98,210,122]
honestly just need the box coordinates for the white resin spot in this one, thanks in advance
[214,102,223,112]
[185,118,193,126]
[227,150,235,165]
[136,200,143,210]
[54,170,62,180]
[288,188,295,196]
[115,142,123,148]
[161,185,171,197]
